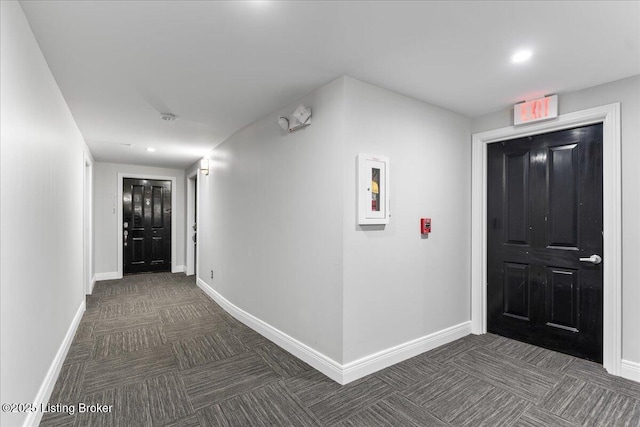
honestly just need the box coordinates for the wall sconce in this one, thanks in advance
[200,158,209,175]
[278,104,312,132]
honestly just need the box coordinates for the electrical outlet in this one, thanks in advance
[210,270,213,279]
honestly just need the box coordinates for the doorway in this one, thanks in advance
[471,103,621,374]
[186,172,198,276]
[83,153,93,294]
[487,124,603,362]
[122,178,172,274]
[117,173,177,278]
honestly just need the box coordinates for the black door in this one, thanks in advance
[123,178,172,274]
[487,124,603,362]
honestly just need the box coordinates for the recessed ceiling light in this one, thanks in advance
[511,49,533,63]
[146,147,156,152]
[161,113,176,121]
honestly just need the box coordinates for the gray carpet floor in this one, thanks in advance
[40,273,640,426]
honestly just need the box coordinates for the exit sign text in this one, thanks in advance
[514,95,558,125]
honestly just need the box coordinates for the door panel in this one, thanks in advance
[487,124,603,362]
[151,236,164,263]
[132,185,144,228]
[548,144,579,248]
[505,151,530,245]
[151,186,164,228]
[546,267,579,331]
[503,262,531,321]
[123,178,171,274]
[132,237,144,263]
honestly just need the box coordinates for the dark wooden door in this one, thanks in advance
[123,178,172,274]
[487,123,603,362]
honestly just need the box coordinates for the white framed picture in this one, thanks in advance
[357,153,390,225]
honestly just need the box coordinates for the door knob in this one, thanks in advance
[579,254,602,265]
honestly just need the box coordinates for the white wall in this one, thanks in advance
[0,2,89,425]
[471,75,640,366]
[94,162,186,276]
[198,78,346,363]
[342,77,472,362]
[196,76,473,369]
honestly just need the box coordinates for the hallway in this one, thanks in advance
[40,273,640,426]
[3,2,640,426]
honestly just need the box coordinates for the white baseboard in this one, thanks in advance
[97,268,188,279]
[95,272,120,281]
[23,300,85,427]
[342,320,472,384]
[621,360,640,383]
[196,278,471,385]
[197,278,343,382]
[90,275,96,294]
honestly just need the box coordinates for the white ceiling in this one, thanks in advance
[20,1,640,169]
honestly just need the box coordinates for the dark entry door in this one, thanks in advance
[123,178,172,274]
[487,123,603,362]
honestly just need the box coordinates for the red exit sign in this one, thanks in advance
[514,95,558,125]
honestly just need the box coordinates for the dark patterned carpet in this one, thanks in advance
[40,273,640,426]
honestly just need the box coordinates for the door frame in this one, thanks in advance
[83,152,94,294]
[186,170,198,276]
[117,173,178,278]
[471,103,621,375]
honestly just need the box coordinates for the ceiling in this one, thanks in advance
[20,1,640,169]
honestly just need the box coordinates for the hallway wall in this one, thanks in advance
[341,77,472,363]
[94,162,186,277]
[197,77,346,363]
[1,2,90,426]
[195,76,473,376]
[472,75,640,374]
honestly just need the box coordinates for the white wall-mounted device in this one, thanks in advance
[357,153,390,225]
[279,104,312,132]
